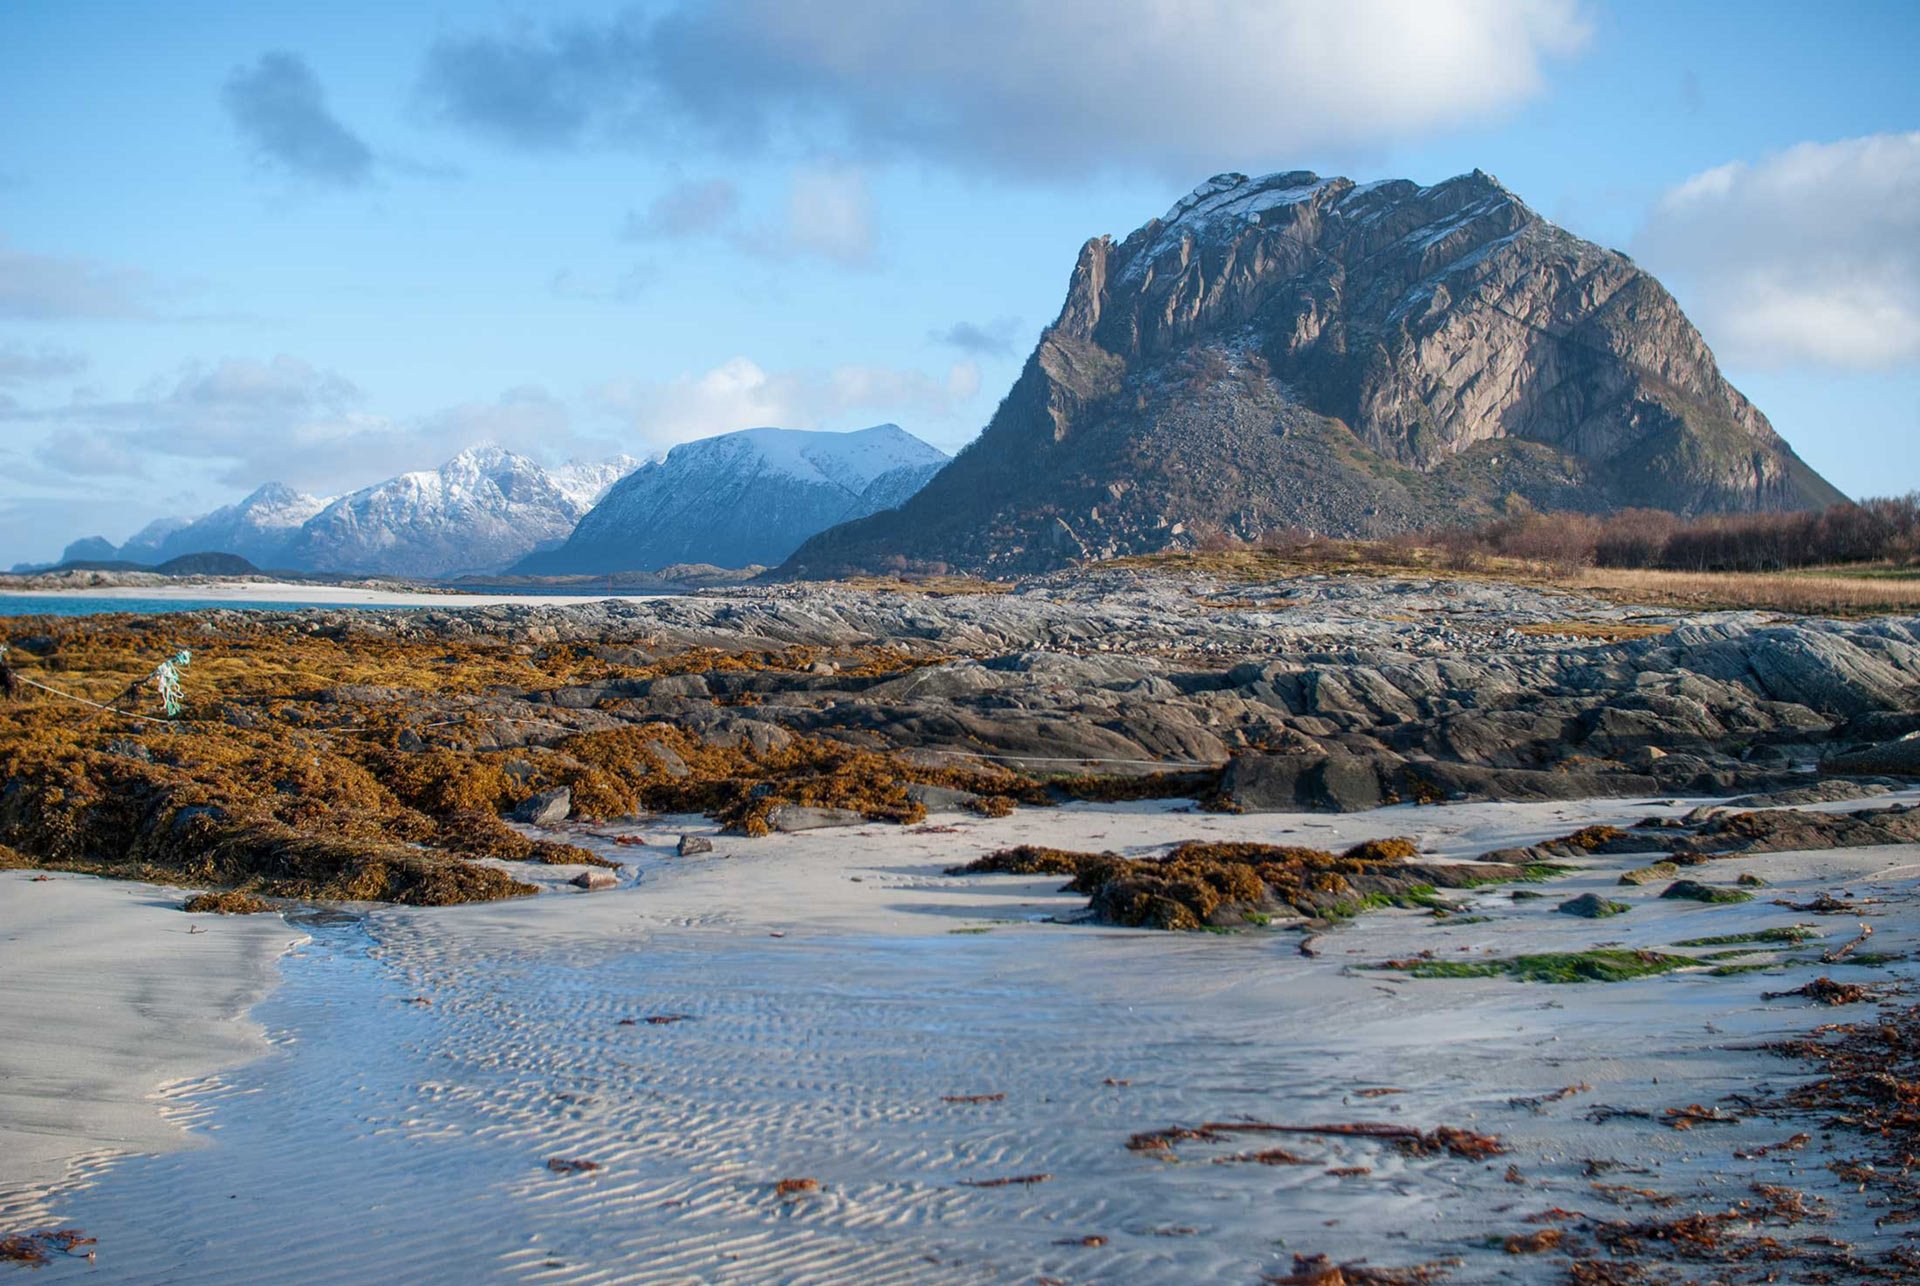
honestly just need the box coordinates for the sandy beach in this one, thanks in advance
[4,791,1915,1281]
[0,873,299,1229]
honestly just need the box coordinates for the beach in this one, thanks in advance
[4,792,1915,1281]
[0,873,297,1229]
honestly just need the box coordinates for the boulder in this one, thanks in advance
[1619,861,1681,886]
[1822,734,1920,778]
[677,834,714,856]
[570,869,618,891]
[1558,893,1630,919]
[906,782,981,812]
[1217,752,1394,813]
[766,805,866,833]
[512,787,572,827]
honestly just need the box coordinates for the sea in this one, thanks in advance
[0,595,402,617]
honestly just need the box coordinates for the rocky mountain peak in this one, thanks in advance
[784,167,1843,577]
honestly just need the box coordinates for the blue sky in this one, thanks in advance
[1,0,1915,563]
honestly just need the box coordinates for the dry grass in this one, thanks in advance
[1105,546,1920,616]
[1569,566,1920,614]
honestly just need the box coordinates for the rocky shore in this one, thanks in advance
[0,568,1915,907]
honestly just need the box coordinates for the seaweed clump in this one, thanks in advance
[183,890,273,914]
[1379,948,1691,984]
[951,838,1521,930]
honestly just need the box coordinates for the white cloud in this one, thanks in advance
[1635,132,1920,369]
[592,355,979,449]
[421,0,1591,177]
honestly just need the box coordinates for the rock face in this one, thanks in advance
[285,447,635,578]
[516,425,948,575]
[120,482,328,569]
[786,169,1843,576]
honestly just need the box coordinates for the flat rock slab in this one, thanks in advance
[766,805,866,833]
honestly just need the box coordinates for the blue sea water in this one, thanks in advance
[0,595,410,617]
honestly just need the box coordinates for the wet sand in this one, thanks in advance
[0,873,299,1227]
[3,794,1915,1281]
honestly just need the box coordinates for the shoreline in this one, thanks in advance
[6,793,1915,1280]
[0,873,301,1226]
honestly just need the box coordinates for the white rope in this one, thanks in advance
[11,673,179,726]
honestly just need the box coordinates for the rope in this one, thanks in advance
[10,673,180,726]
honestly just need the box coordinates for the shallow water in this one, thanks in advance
[13,798,1918,1283]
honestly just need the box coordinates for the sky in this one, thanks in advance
[1,0,1916,563]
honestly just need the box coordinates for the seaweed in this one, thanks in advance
[950,838,1525,930]
[1379,949,1691,984]
[182,890,273,914]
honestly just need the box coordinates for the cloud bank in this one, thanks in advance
[419,0,1590,177]
[1636,132,1920,369]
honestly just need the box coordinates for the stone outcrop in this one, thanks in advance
[210,571,1920,812]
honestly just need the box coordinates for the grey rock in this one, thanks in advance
[905,782,981,812]
[570,869,618,891]
[677,834,714,856]
[765,805,866,833]
[1822,734,1920,777]
[512,787,572,827]
[1558,893,1630,919]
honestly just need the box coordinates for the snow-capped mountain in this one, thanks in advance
[550,456,643,511]
[283,446,637,578]
[515,425,949,574]
[120,482,328,568]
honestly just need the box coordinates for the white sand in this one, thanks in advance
[0,874,300,1226]
[5,795,1916,1281]
[0,581,667,608]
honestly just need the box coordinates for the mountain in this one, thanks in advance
[60,536,120,564]
[785,169,1844,577]
[120,482,328,568]
[550,456,644,511]
[514,425,949,575]
[284,446,635,578]
[114,517,192,564]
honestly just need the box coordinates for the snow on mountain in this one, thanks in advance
[121,482,328,568]
[283,446,628,578]
[515,425,949,575]
[550,455,643,511]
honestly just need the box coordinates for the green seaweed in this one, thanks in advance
[1380,948,1692,984]
[1672,925,1820,948]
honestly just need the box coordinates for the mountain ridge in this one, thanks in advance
[515,424,949,575]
